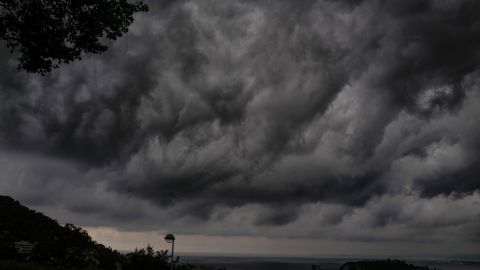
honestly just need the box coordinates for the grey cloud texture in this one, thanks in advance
[1,0,480,246]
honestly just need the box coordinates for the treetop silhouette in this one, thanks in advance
[0,0,148,74]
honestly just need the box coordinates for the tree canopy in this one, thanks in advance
[0,0,148,74]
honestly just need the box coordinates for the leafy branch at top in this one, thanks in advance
[0,0,148,74]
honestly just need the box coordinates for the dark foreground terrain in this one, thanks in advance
[2,195,479,270]
[0,195,192,270]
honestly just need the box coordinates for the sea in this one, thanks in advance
[179,255,480,270]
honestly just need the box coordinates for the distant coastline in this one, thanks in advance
[178,255,480,270]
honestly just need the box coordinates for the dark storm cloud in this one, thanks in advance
[1,0,480,242]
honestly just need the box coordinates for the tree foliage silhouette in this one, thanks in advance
[0,0,148,74]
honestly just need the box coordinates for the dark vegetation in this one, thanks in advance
[0,0,148,74]
[0,195,443,270]
[0,195,192,270]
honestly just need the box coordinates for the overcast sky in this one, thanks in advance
[1,0,480,258]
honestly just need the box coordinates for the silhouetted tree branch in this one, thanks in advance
[0,0,148,74]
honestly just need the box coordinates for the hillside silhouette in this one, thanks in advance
[0,195,194,270]
[0,195,125,269]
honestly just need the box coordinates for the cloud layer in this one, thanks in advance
[1,0,480,247]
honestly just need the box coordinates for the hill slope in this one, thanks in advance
[0,195,122,269]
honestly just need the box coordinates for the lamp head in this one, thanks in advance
[164,233,175,243]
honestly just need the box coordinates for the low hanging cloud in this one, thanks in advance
[1,0,480,244]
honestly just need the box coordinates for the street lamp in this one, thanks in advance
[164,234,175,270]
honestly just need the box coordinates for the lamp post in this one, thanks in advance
[164,234,175,270]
